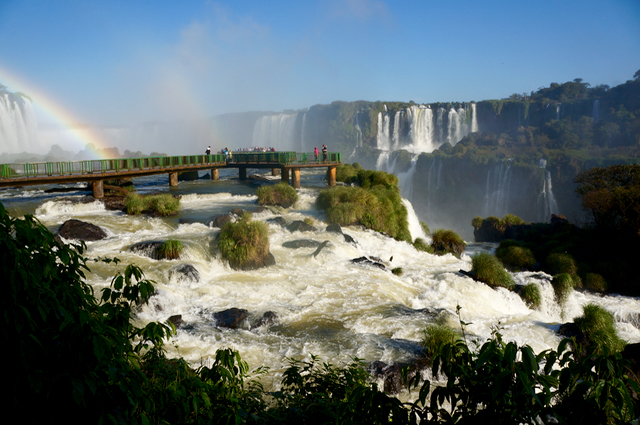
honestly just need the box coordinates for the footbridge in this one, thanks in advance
[0,151,342,198]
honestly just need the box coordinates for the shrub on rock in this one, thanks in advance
[546,253,582,288]
[124,193,180,216]
[574,303,626,354]
[430,229,466,258]
[585,272,608,293]
[157,240,183,260]
[218,217,274,270]
[519,283,542,310]
[496,242,536,271]
[413,237,433,253]
[551,273,574,306]
[256,182,298,208]
[422,324,462,358]
[471,252,515,290]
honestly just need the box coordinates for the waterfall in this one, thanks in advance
[425,157,443,222]
[403,198,428,241]
[376,111,391,150]
[482,160,513,217]
[537,169,559,222]
[556,104,561,121]
[397,154,419,200]
[593,99,600,123]
[0,92,42,154]
[471,103,478,133]
[300,112,307,152]
[252,114,298,150]
[375,104,474,155]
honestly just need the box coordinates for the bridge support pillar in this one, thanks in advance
[92,180,104,198]
[292,168,301,189]
[169,172,178,187]
[281,168,290,184]
[239,167,247,180]
[211,169,219,180]
[272,168,280,176]
[327,166,336,187]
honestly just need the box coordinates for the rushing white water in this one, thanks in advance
[3,173,640,400]
[0,92,42,154]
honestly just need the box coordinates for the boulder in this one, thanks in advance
[287,220,316,232]
[57,219,107,241]
[282,239,323,249]
[351,256,386,270]
[207,214,233,228]
[267,216,287,227]
[213,308,249,329]
[326,223,343,234]
[253,311,278,328]
[178,171,200,181]
[129,241,181,260]
[169,264,200,283]
[343,233,356,244]
[240,252,276,271]
[168,314,184,328]
[312,241,330,257]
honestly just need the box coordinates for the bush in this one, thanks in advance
[420,221,430,235]
[391,267,403,276]
[218,218,270,270]
[421,324,462,358]
[431,229,467,258]
[256,182,298,208]
[471,252,515,290]
[124,193,180,216]
[574,303,626,354]
[584,273,608,293]
[546,253,582,288]
[551,273,574,305]
[156,239,183,260]
[496,243,536,271]
[413,237,433,253]
[519,283,542,310]
[471,216,484,229]
[316,184,411,242]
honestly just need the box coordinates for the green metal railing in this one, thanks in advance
[0,152,341,180]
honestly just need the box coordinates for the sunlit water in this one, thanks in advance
[2,167,640,398]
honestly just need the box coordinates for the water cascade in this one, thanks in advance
[537,159,559,222]
[593,99,600,123]
[0,92,41,154]
[376,104,475,155]
[252,114,299,150]
[482,160,513,217]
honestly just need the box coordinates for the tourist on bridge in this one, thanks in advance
[314,147,319,163]
[205,146,211,155]
[322,144,328,163]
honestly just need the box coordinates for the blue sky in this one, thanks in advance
[0,0,639,127]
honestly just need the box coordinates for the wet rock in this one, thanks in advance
[169,264,200,283]
[214,308,249,329]
[287,220,316,232]
[282,239,323,249]
[326,223,343,234]
[207,214,233,228]
[343,233,356,244]
[312,241,330,257]
[57,219,107,241]
[267,216,287,227]
[178,218,201,225]
[253,311,278,328]
[168,314,183,328]
[129,241,170,260]
[351,256,386,270]
[368,361,418,394]
[178,171,200,181]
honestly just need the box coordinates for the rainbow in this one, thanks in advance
[0,66,114,159]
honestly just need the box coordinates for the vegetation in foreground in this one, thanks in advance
[317,167,411,242]
[124,193,180,216]
[2,203,638,424]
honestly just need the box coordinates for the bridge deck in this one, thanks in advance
[0,152,341,188]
